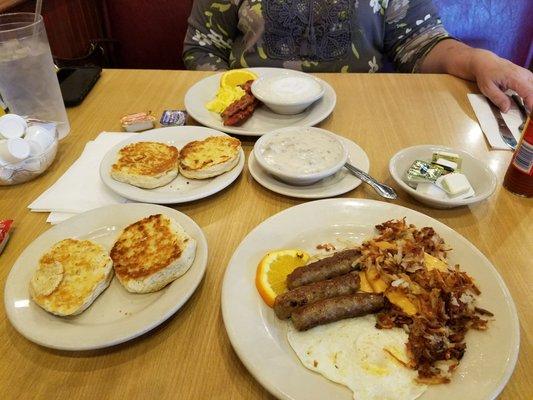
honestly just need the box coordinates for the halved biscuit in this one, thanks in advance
[179,136,241,179]
[29,239,113,316]
[111,141,179,189]
[110,214,196,293]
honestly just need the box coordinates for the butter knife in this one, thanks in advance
[487,100,517,150]
[511,94,528,131]
[511,94,528,120]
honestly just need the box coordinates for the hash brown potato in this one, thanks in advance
[179,135,241,179]
[29,239,113,316]
[111,141,179,189]
[110,214,196,293]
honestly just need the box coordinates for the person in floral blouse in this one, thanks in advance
[183,0,532,112]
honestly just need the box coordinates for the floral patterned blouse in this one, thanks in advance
[183,0,452,73]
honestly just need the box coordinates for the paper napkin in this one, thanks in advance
[467,94,524,150]
[29,132,135,224]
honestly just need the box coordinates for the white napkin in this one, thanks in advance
[467,94,524,150]
[29,132,135,223]
[46,212,76,225]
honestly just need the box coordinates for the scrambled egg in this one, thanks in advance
[205,86,246,114]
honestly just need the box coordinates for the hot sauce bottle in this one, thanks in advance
[503,112,533,197]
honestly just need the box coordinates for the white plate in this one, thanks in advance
[249,134,369,199]
[221,199,519,400]
[4,203,208,350]
[100,126,244,204]
[184,67,336,136]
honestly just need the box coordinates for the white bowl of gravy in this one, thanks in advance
[254,127,348,186]
[251,71,325,115]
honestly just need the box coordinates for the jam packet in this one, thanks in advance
[120,112,156,132]
[0,219,13,254]
[160,110,187,126]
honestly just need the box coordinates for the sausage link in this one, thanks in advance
[291,293,385,331]
[286,249,361,290]
[274,271,360,319]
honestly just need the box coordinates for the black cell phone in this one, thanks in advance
[57,67,102,107]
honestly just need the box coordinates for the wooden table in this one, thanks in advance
[0,70,531,399]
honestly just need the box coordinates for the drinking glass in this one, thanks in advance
[0,13,70,138]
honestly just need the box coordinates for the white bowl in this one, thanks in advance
[0,127,58,185]
[254,126,348,186]
[251,71,325,115]
[389,145,497,208]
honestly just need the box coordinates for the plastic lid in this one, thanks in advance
[7,138,30,160]
[0,114,27,139]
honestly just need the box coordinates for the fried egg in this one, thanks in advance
[287,315,427,400]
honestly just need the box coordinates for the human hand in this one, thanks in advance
[469,49,533,113]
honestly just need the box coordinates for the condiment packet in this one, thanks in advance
[415,182,447,199]
[120,112,156,132]
[405,160,444,184]
[0,219,13,254]
[435,175,475,199]
[160,110,187,126]
[431,151,462,169]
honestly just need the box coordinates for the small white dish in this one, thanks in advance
[251,71,324,115]
[254,127,348,186]
[0,114,27,139]
[389,145,497,209]
[100,126,245,204]
[249,134,369,199]
[25,124,56,149]
[221,198,519,400]
[184,67,336,136]
[4,203,208,350]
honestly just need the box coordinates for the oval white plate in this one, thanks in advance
[221,199,519,400]
[389,145,497,209]
[184,67,336,136]
[100,126,244,204]
[249,132,369,199]
[4,203,208,350]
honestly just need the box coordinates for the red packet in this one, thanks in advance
[0,219,13,253]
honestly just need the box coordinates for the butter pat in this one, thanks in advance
[432,151,461,169]
[440,173,472,196]
[416,182,447,199]
[434,157,457,172]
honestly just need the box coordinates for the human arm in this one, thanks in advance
[420,39,533,112]
[383,0,451,74]
[182,0,239,70]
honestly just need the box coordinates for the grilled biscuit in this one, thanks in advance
[179,136,241,179]
[110,214,196,293]
[29,239,113,316]
[111,141,179,189]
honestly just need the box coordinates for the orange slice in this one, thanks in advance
[220,69,258,88]
[255,249,310,307]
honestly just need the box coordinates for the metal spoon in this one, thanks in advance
[344,162,397,200]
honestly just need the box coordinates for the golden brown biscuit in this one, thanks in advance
[29,239,113,316]
[111,141,179,188]
[110,214,196,293]
[179,136,241,179]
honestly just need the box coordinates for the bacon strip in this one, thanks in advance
[221,80,260,126]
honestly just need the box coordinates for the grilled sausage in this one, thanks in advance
[274,271,360,320]
[291,293,385,331]
[286,249,361,290]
